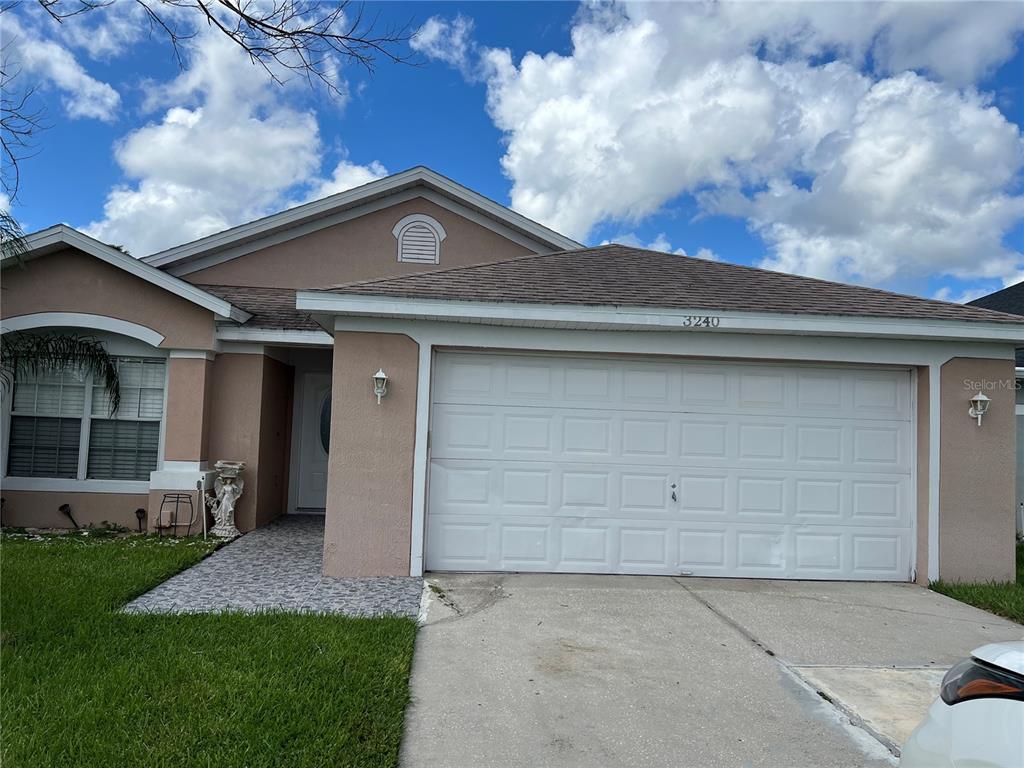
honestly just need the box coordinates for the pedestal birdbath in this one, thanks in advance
[207,460,245,539]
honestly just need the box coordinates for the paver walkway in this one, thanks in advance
[124,515,422,616]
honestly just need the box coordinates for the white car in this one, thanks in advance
[901,641,1024,767]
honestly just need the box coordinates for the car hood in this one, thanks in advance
[972,641,1024,676]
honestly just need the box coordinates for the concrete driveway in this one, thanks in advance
[401,575,1021,768]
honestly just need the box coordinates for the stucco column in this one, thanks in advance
[163,354,214,462]
[148,352,217,533]
[323,331,419,577]
[938,357,1017,582]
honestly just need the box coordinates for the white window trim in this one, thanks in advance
[2,355,168,493]
[393,214,447,265]
[1,477,151,494]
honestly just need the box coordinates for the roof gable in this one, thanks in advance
[3,225,249,323]
[144,167,581,272]
[313,244,1024,326]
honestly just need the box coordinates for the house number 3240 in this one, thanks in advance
[681,316,721,328]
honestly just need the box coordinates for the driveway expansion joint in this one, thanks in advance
[672,577,901,761]
[673,578,780,659]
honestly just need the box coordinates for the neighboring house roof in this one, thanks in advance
[968,281,1024,316]
[198,285,318,331]
[968,282,1024,366]
[3,225,250,323]
[144,167,582,271]
[313,244,1024,326]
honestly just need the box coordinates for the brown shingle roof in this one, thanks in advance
[317,244,1024,326]
[197,285,319,331]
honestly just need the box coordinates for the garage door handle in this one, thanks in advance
[670,483,677,502]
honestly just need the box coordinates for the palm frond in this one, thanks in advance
[0,331,120,414]
[1,208,28,266]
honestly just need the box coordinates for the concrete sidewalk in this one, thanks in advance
[403,574,930,768]
[681,578,1020,667]
[680,578,1022,749]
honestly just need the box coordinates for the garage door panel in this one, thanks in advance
[425,513,910,579]
[432,404,912,474]
[431,460,911,528]
[434,354,911,421]
[427,353,914,580]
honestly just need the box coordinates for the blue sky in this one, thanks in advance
[4,1,1023,302]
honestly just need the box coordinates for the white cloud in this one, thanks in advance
[628,2,1024,87]
[606,232,718,261]
[54,2,151,59]
[4,13,120,121]
[85,31,380,255]
[418,3,1024,288]
[751,73,1024,284]
[411,15,478,78]
[307,159,389,200]
[933,285,992,305]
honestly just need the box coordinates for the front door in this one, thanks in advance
[296,372,331,511]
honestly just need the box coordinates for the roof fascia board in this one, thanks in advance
[6,225,250,323]
[215,326,333,346]
[295,291,1024,344]
[146,167,581,270]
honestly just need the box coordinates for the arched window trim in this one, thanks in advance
[392,214,447,264]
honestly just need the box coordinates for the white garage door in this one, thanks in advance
[426,352,914,581]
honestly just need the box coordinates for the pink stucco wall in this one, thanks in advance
[938,357,1017,582]
[322,332,419,577]
[2,247,217,349]
[183,197,535,289]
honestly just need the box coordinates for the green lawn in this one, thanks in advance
[931,542,1024,624]
[0,532,417,768]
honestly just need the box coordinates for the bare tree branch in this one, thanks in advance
[1,51,49,202]
[0,1,415,199]
[32,0,414,98]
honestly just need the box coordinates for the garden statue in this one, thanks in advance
[207,461,245,538]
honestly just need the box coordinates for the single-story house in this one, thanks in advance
[2,167,1021,584]
[968,282,1024,536]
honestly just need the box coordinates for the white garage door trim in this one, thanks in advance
[425,351,915,581]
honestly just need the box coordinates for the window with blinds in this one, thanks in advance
[7,367,86,478]
[6,356,166,483]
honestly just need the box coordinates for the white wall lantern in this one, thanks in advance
[968,392,990,426]
[373,369,389,405]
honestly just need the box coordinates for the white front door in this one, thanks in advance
[426,352,915,581]
[296,372,331,511]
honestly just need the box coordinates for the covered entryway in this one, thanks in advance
[425,352,914,580]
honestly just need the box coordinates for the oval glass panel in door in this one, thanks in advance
[319,393,331,454]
